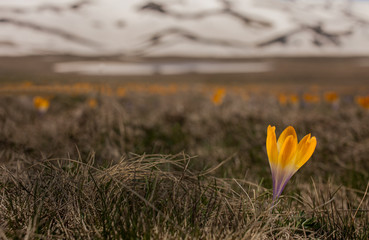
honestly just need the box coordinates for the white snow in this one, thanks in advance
[0,0,368,57]
[54,61,273,75]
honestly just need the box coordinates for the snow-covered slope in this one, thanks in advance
[0,0,369,57]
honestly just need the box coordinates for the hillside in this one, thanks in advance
[0,0,369,57]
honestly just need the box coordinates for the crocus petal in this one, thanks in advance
[273,135,297,200]
[295,136,317,169]
[267,125,279,198]
[292,134,310,166]
[278,135,297,168]
[266,125,278,166]
[277,126,297,152]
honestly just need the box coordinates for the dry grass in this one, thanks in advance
[0,91,368,239]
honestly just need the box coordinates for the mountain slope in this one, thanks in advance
[0,0,368,57]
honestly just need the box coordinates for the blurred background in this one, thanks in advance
[0,0,369,82]
[0,0,369,163]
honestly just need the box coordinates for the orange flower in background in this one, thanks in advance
[324,91,339,103]
[278,94,288,105]
[116,87,126,97]
[212,88,226,106]
[33,96,50,113]
[303,93,320,103]
[88,98,98,108]
[289,94,299,105]
[356,96,369,109]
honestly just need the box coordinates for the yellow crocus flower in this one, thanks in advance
[88,98,98,108]
[356,96,369,109]
[33,96,50,113]
[303,93,320,103]
[324,91,339,103]
[278,94,288,105]
[266,125,317,201]
[289,94,299,105]
[116,87,126,97]
[212,88,226,106]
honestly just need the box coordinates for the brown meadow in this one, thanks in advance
[0,57,369,239]
[0,85,368,239]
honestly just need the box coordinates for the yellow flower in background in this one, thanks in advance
[33,96,50,113]
[266,125,317,201]
[278,94,288,105]
[303,93,320,103]
[356,96,369,110]
[116,87,126,97]
[289,94,299,105]
[324,91,339,103]
[88,98,98,108]
[212,88,226,106]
